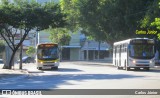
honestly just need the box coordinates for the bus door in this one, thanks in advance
[113,46,116,66]
[119,45,122,66]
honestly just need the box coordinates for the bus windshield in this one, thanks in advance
[37,45,59,60]
[129,44,154,59]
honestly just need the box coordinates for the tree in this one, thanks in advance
[26,46,36,57]
[48,28,71,46]
[60,0,154,60]
[0,0,66,69]
[60,0,80,32]
[60,0,154,43]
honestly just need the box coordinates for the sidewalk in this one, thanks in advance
[0,64,29,79]
[0,63,44,79]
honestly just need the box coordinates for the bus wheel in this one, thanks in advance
[37,67,42,70]
[135,68,140,71]
[126,67,130,71]
[55,67,58,70]
[117,66,122,70]
[117,66,120,69]
[144,67,150,71]
[52,67,58,70]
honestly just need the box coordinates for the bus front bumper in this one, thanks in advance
[129,59,155,68]
[37,62,59,68]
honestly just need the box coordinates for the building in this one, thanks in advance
[82,41,111,60]
[61,31,81,60]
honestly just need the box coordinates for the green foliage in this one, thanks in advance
[26,46,35,57]
[0,0,67,69]
[0,40,5,53]
[140,0,160,28]
[60,0,80,32]
[140,0,160,54]
[61,0,153,43]
[151,18,160,30]
[0,0,66,31]
[48,28,71,46]
[138,0,160,39]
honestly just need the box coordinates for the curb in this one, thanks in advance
[68,61,160,70]
[68,61,114,67]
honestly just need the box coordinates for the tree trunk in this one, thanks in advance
[3,50,16,69]
[9,50,17,69]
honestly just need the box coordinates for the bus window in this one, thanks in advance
[129,45,154,59]
[38,46,59,60]
[129,45,135,56]
[142,51,146,57]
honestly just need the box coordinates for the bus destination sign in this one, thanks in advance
[39,44,57,48]
[131,40,154,44]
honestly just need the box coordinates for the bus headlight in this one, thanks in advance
[150,60,152,63]
[132,60,136,64]
[54,62,59,66]
[55,62,58,64]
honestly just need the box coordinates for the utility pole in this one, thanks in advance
[86,40,89,61]
[19,29,23,69]
[98,41,101,60]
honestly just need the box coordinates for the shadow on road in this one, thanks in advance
[58,68,83,72]
[0,73,144,89]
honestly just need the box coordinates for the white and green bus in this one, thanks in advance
[113,38,155,71]
[36,43,60,70]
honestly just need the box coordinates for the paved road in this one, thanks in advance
[0,61,160,98]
